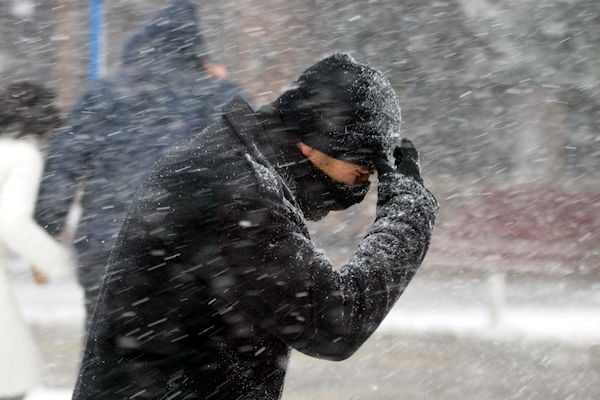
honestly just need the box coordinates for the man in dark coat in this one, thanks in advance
[35,0,249,322]
[73,53,438,400]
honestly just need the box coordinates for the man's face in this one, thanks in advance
[297,142,373,185]
[290,141,373,221]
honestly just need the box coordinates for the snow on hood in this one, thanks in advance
[121,0,209,68]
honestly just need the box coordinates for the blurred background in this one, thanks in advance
[1,0,599,399]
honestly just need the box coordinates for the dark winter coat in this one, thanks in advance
[34,0,249,296]
[73,97,438,400]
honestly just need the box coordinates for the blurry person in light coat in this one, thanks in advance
[0,82,74,400]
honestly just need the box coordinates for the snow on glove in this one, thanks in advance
[393,138,422,184]
[377,138,428,208]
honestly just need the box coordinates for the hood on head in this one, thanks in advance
[121,0,209,68]
[274,53,402,170]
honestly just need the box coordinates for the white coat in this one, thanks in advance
[0,138,73,397]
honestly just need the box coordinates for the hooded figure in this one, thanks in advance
[35,0,249,322]
[73,53,438,400]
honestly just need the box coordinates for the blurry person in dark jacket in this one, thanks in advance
[73,53,438,400]
[35,0,249,324]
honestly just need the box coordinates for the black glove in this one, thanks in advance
[393,138,422,184]
[377,138,424,209]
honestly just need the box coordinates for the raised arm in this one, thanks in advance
[211,145,437,361]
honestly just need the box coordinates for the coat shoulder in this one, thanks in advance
[0,139,42,174]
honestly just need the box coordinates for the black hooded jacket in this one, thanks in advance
[73,97,438,399]
[34,0,249,292]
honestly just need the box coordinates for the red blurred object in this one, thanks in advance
[427,188,600,275]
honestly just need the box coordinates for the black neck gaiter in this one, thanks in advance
[287,157,371,221]
[256,107,370,221]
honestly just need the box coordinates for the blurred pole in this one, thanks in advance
[52,0,80,112]
[89,0,104,80]
[488,272,506,330]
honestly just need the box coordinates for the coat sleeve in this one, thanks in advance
[211,158,438,361]
[35,84,110,236]
[0,144,73,279]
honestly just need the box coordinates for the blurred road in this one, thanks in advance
[10,268,600,399]
[284,331,600,400]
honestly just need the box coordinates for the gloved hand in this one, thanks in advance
[377,138,424,208]
[393,138,422,184]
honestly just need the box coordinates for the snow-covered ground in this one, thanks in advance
[26,388,72,400]
[381,270,600,343]
[381,305,600,342]
[10,264,600,342]
[12,271,600,343]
